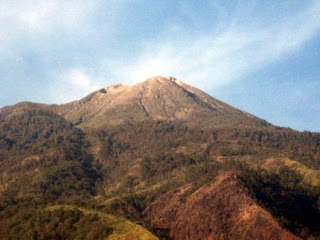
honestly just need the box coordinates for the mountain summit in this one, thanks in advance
[52,76,269,129]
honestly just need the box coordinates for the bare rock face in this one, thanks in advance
[52,76,270,129]
[144,173,300,240]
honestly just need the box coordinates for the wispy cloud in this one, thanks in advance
[107,1,320,91]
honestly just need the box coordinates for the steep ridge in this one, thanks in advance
[144,172,300,240]
[51,76,270,129]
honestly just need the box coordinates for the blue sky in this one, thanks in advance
[0,0,319,132]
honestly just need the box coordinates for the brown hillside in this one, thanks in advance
[144,172,300,240]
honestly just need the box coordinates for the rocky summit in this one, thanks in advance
[49,76,270,128]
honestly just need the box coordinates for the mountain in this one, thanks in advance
[49,76,270,128]
[0,76,320,239]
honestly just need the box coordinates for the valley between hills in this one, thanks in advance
[0,76,319,239]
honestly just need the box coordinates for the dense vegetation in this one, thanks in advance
[0,106,319,239]
[0,109,105,239]
[0,207,112,239]
[96,120,320,168]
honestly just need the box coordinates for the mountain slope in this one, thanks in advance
[51,76,270,129]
